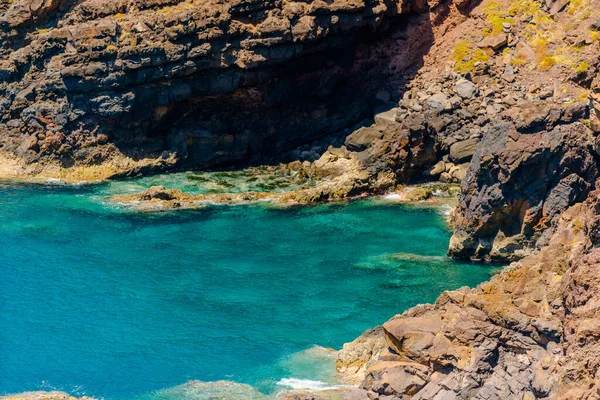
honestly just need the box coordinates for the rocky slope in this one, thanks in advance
[279,0,600,263]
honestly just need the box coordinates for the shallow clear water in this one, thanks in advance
[0,178,496,399]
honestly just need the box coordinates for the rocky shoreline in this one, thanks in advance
[3,0,600,398]
[333,187,600,399]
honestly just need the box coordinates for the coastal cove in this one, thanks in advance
[0,177,498,400]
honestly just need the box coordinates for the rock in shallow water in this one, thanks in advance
[139,380,268,399]
[0,393,93,400]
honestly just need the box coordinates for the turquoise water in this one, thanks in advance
[0,178,496,399]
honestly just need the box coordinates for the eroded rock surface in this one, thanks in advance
[0,0,440,180]
[449,120,598,262]
[337,188,600,399]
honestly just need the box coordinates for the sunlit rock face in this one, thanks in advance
[0,0,438,172]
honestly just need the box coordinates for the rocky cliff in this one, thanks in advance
[0,0,447,180]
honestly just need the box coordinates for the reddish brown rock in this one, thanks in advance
[338,190,600,398]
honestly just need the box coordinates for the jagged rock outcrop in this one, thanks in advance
[337,187,600,399]
[449,116,598,262]
[0,0,440,180]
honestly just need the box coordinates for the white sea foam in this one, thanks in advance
[276,378,348,391]
[438,204,453,215]
[383,193,402,201]
[44,177,107,186]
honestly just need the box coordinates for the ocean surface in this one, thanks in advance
[0,175,497,399]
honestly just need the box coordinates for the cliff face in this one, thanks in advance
[0,0,439,179]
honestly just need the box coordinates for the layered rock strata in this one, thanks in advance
[0,0,441,179]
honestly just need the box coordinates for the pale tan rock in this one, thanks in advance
[478,33,508,50]
[515,42,537,63]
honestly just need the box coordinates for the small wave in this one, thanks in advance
[43,177,106,186]
[438,204,453,216]
[276,378,347,391]
[388,252,447,262]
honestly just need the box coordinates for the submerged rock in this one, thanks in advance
[140,186,187,201]
[278,387,369,400]
[0,393,93,400]
[139,380,267,399]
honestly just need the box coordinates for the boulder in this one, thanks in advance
[374,108,400,127]
[403,187,433,201]
[547,0,570,14]
[449,138,479,163]
[455,79,478,99]
[449,163,469,181]
[383,316,442,358]
[501,65,515,83]
[345,126,385,152]
[478,33,508,50]
[429,161,446,176]
[515,42,537,63]
[426,93,453,111]
[362,361,430,397]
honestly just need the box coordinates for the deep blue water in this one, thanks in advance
[0,178,496,399]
